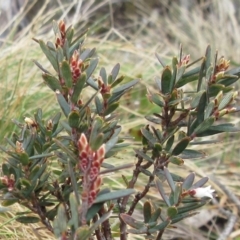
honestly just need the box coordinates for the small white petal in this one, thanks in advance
[193,186,214,199]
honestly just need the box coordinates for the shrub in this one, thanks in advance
[0,20,239,240]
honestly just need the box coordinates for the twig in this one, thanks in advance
[210,176,239,240]
[217,214,237,240]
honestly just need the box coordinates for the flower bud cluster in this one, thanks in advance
[70,50,83,83]
[0,174,15,191]
[78,133,105,207]
[55,20,66,48]
[178,55,190,67]
[211,57,230,83]
[98,76,111,100]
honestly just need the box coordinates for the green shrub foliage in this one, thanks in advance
[0,20,239,240]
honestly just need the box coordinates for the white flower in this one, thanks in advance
[189,185,214,199]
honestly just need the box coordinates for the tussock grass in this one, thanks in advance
[0,0,240,239]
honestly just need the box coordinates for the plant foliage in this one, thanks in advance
[0,21,240,240]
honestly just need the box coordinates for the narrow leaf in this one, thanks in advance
[182,172,195,190]
[164,167,175,192]
[71,73,86,104]
[143,201,152,223]
[39,40,58,71]
[94,189,135,203]
[155,178,171,207]
[171,137,190,156]
[61,60,72,89]
[111,63,120,82]
[56,91,70,117]
[16,216,40,224]
[42,73,62,92]
[134,149,154,163]
[190,177,209,189]
[161,66,172,94]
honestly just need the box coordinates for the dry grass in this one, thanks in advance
[0,0,240,239]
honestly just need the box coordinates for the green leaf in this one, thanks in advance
[1,199,18,206]
[210,123,240,132]
[218,76,239,86]
[120,213,145,229]
[53,138,77,163]
[161,66,172,94]
[182,172,195,190]
[16,216,40,224]
[53,204,68,238]
[87,77,98,90]
[197,57,206,91]
[143,201,152,223]
[204,45,211,73]
[167,206,178,218]
[68,110,80,128]
[155,52,166,67]
[169,156,184,165]
[89,210,112,233]
[111,63,120,82]
[180,149,205,159]
[148,220,171,233]
[175,74,198,88]
[90,133,104,151]
[134,149,154,163]
[39,40,58,71]
[104,102,119,116]
[164,167,175,192]
[18,152,29,166]
[190,90,205,109]
[94,189,135,203]
[66,26,74,44]
[2,163,9,175]
[196,123,240,136]
[191,177,209,189]
[89,117,103,144]
[193,117,215,135]
[171,137,190,156]
[176,65,186,83]
[149,208,161,223]
[112,79,139,94]
[155,178,171,207]
[165,135,174,151]
[111,75,124,88]
[71,73,87,104]
[148,93,165,107]
[174,182,182,205]
[75,226,92,240]
[185,65,201,76]
[95,96,104,115]
[42,73,62,92]
[86,58,99,80]
[196,91,207,125]
[100,67,107,85]
[141,128,156,146]
[80,48,96,61]
[178,202,206,215]
[208,84,233,97]
[60,60,72,89]
[171,212,198,224]
[56,91,70,118]
[218,92,234,110]
[68,193,79,229]
[204,101,214,119]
